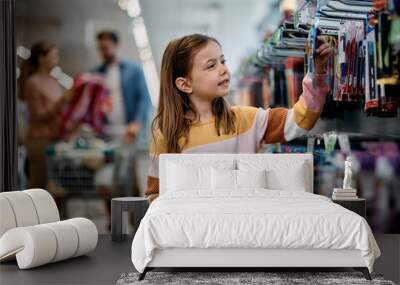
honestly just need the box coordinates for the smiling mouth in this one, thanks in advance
[218,79,230,86]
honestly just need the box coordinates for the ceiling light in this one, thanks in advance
[127,0,141,18]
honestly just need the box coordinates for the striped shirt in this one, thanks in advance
[146,73,329,201]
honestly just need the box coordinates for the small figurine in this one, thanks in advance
[343,156,352,189]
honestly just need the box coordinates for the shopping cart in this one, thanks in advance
[47,146,113,197]
[46,138,133,218]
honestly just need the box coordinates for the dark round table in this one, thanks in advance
[111,197,149,242]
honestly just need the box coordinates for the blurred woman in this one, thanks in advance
[18,40,72,189]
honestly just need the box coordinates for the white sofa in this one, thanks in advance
[0,189,98,269]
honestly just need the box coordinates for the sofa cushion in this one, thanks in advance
[0,189,97,270]
[0,191,39,227]
[0,189,60,238]
[0,218,97,269]
[22,189,60,224]
[0,196,17,237]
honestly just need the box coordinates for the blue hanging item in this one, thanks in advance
[307,25,317,81]
[307,13,322,88]
[339,29,347,87]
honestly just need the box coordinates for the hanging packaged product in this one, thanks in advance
[307,136,316,153]
[376,11,392,78]
[336,20,365,102]
[294,0,317,28]
[250,0,399,118]
[307,25,318,84]
[375,10,400,114]
[323,131,338,156]
[337,133,351,153]
[364,25,379,111]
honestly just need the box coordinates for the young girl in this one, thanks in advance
[146,34,332,203]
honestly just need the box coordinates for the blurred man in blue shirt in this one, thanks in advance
[92,30,153,228]
[93,30,153,143]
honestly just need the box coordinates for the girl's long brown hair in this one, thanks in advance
[17,40,56,100]
[152,34,236,154]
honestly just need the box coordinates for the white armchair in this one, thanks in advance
[0,189,98,269]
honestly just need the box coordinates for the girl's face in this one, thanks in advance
[178,41,230,100]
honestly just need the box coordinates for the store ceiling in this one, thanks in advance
[16,0,271,77]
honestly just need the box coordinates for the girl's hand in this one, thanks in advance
[315,35,333,74]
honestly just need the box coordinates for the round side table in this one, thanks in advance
[111,197,149,242]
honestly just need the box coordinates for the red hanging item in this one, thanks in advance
[59,73,110,140]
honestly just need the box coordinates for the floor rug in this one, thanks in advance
[116,271,396,285]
